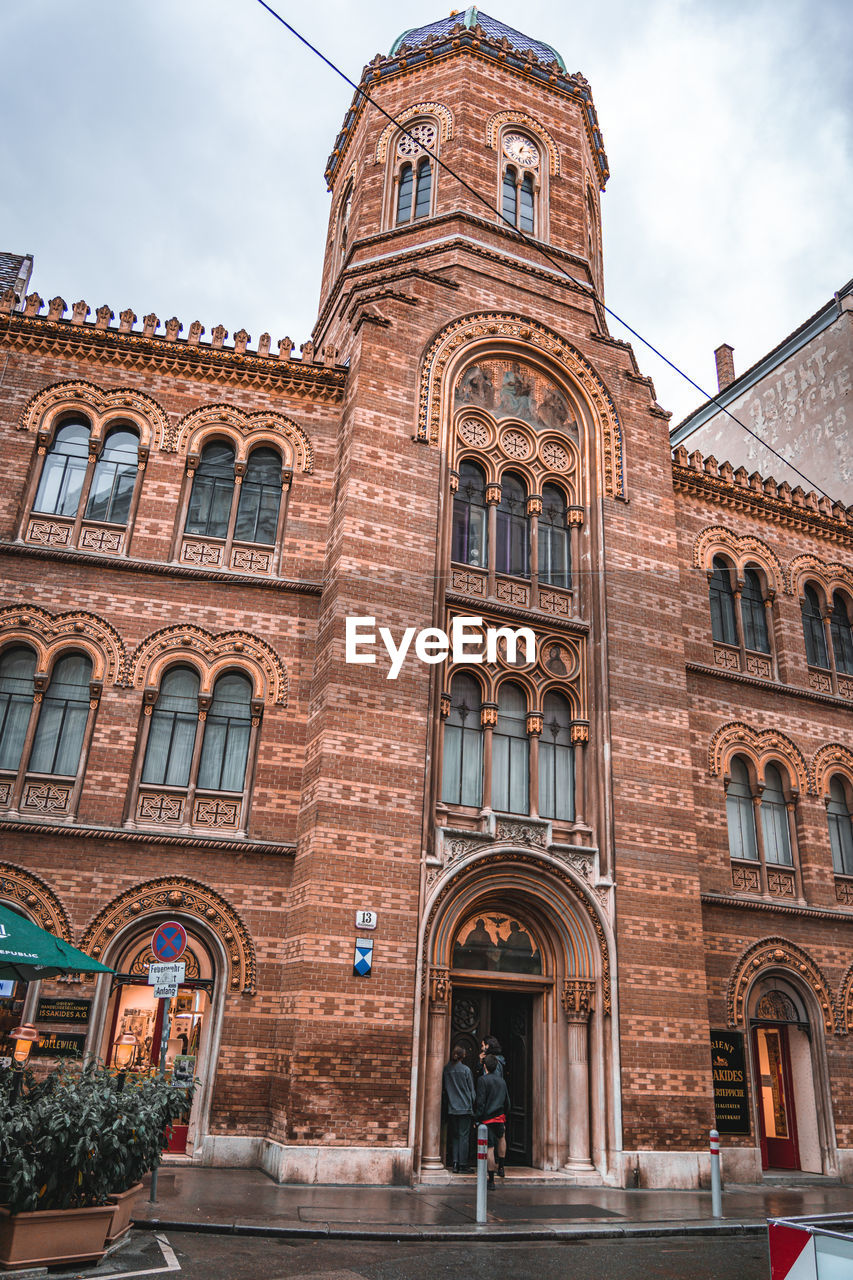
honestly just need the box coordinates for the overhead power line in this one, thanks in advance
[254,0,835,504]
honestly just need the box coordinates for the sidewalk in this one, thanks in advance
[135,1167,853,1242]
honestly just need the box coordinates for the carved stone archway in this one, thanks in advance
[0,862,71,939]
[727,936,836,1035]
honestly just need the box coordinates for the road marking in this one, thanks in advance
[94,1232,181,1278]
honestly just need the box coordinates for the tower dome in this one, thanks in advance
[390,7,566,71]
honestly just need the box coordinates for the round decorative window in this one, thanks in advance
[397,123,437,157]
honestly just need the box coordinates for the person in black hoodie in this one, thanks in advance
[475,1053,510,1187]
[442,1046,476,1173]
[479,1035,508,1176]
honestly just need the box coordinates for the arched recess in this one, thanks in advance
[0,604,126,686]
[726,936,836,1035]
[79,875,256,994]
[128,624,287,706]
[17,379,169,451]
[692,526,784,594]
[811,743,853,797]
[485,109,561,176]
[172,405,313,473]
[787,555,853,600]
[709,722,809,794]
[416,312,624,501]
[0,861,71,938]
[375,101,453,162]
[418,847,616,1176]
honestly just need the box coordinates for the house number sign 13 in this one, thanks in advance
[355,910,377,930]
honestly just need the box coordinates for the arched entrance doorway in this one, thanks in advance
[748,978,825,1174]
[98,925,216,1153]
[419,850,616,1180]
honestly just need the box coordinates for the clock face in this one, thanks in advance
[503,133,540,168]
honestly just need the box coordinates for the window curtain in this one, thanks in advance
[539,691,574,820]
[235,448,282,545]
[85,427,139,524]
[33,420,90,518]
[141,667,200,787]
[198,672,253,792]
[760,765,792,865]
[492,682,528,814]
[709,557,737,645]
[538,484,570,588]
[0,647,37,771]
[726,756,757,860]
[828,776,853,874]
[185,442,235,539]
[441,673,483,807]
[29,653,92,776]
[496,474,529,578]
[451,461,488,568]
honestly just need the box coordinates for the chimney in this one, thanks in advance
[714,343,735,392]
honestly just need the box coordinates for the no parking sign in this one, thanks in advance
[152,921,187,963]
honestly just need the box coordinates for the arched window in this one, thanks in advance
[709,557,737,646]
[141,667,200,788]
[801,584,828,668]
[500,134,540,234]
[393,121,436,226]
[726,755,757,861]
[496,473,529,579]
[827,775,853,875]
[234,449,282,546]
[396,163,414,223]
[0,647,37,772]
[760,764,792,866]
[185,442,235,539]
[339,182,353,257]
[538,485,570,589]
[831,593,853,675]
[741,568,769,653]
[492,682,528,814]
[539,691,574,821]
[32,420,90,517]
[441,673,483,808]
[29,653,92,776]
[197,672,253,793]
[85,427,139,525]
[451,461,488,568]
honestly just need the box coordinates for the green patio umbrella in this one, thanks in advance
[0,901,113,982]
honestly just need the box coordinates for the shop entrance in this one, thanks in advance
[752,1022,800,1170]
[449,987,533,1165]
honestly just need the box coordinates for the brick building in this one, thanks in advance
[1,10,852,1188]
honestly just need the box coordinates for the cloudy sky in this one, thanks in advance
[1,1,850,425]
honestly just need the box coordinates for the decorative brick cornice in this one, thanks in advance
[325,25,609,190]
[0,540,323,594]
[701,892,853,924]
[0,313,347,401]
[686,661,853,711]
[444,592,588,635]
[0,816,295,856]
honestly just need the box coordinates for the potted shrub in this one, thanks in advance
[0,1063,192,1268]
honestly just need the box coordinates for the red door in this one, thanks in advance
[752,1023,799,1170]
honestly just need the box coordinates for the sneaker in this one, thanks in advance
[497,1161,505,1178]
[487,1172,495,1188]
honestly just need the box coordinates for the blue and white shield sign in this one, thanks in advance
[353,937,374,977]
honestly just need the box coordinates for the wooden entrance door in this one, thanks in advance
[450,988,533,1165]
[752,1023,800,1170]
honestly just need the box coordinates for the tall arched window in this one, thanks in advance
[451,461,488,568]
[33,420,90,517]
[197,672,253,793]
[539,691,574,821]
[760,765,792,866]
[539,484,570,588]
[831,592,853,675]
[85,427,139,525]
[141,667,201,788]
[0,647,37,772]
[235,449,282,546]
[801,584,828,668]
[500,133,540,233]
[827,775,853,875]
[496,473,529,579]
[393,120,436,226]
[28,653,92,777]
[741,568,769,653]
[185,442,235,539]
[709,556,737,646]
[492,682,528,814]
[726,755,757,861]
[441,673,483,808]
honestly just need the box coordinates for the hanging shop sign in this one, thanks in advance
[36,997,92,1024]
[710,1028,751,1135]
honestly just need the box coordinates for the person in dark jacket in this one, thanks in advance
[479,1036,508,1175]
[475,1053,510,1187]
[442,1046,476,1173]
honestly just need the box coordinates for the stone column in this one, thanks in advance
[562,979,594,1170]
[421,967,450,1172]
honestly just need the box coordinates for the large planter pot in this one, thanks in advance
[106,1182,144,1245]
[0,1203,113,1270]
